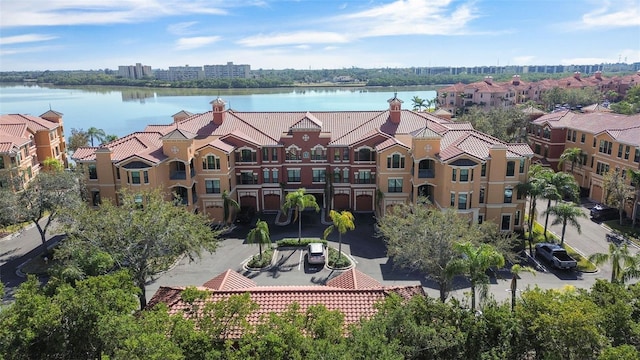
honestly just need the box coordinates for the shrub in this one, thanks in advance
[277,238,328,248]
[328,247,351,269]
[246,248,274,269]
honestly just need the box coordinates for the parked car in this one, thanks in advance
[307,243,326,266]
[535,243,577,270]
[590,204,625,221]
[606,232,628,245]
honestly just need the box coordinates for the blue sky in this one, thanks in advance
[0,0,639,71]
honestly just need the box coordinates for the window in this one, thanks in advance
[596,162,610,175]
[625,146,630,160]
[205,179,221,194]
[571,131,576,142]
[287,169,301,182]
[286,146,301,161]
[599,140,613,155]
[236,149,256,163]
[580,133,585,143]
[387,153,405,169]
[311,146,327,161]
[543,147,548,158]
[312,169,326,183]
[333,171,341,183]
[334,149,340,161]
[355,170,372,184]
[459,169,469,182]
[88,164,97,179]
[566,131,571,141]
[501,215,511,231]
[515,210,521,226]
[91,191,101,206]
[458,193,467,210]
[388,179,403,193]
[519,159,525,173]
[452,168,457,181]
[342,168,349,183]
[0,156,3,169]
[450,193,455,207]
[635,148,640,163]
[272,169,279,183]
[263,169,270,183]
[343,148,350,161]
[356,148,375,162]
[143,171,149,184]
[506,161,515,176]
[130,171,141,184]
[593,138,596,147]
[479,188,485,203]
[504,188,513,203]
[478,215,484,224]
[534,144,541,154]
[262,148,269,162]
[543,128,550,139]
[272,148,278,161]
[617,145,623,158]
[481,163,486,177]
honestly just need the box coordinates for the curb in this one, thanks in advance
[242,247,277,272]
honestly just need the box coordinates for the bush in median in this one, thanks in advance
[277,238,328,248]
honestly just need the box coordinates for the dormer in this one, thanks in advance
[387,93,403,124]
[210,97,226,125]
[511,75,521,86]
[574,72,581,80]
[172,110,193,123]
[40,109,63,124]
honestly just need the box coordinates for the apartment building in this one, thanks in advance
[0,110,68,189]
[72,96,533,230]
[117,63,153,79]
[528,110,640,217]
[439,71,640,114]
[203,62,251,79]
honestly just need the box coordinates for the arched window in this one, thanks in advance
[386,153,405,169]
[311,145,327,161]
[356,147,375,162]
[203,154,220,170]
[286,145,301,161]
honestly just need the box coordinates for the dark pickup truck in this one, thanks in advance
[535,243,578,270]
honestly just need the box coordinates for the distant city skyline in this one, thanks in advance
[1,0,639,71]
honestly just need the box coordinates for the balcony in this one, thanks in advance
[237,173,258,185]
[418,169,435,178]
[170,171,186,180]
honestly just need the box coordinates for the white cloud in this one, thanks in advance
[175,36,221,50]
[167,21,199,35]
[335,0,478,37]
[0,0,227,28]
[237,31,350,47]
[581,1,640,28]
[0,34,57,45]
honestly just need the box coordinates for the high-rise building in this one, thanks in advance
[204,62,251,79]
[117,63,153,79]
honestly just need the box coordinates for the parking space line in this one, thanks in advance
[298,249,303,271]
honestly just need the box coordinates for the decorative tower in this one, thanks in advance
[210,97,226,125]
[387,93,403,124]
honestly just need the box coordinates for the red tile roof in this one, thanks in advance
[147,269,425,336]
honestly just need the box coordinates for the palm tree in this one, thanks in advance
[509,264,536,311]
[323,210,355,263]
[247,219,271,260]
[102,134,118,144]
[543,172,579,238]
[449,242,505,310]
[222,190,239,225]
[544,202,586,245]
[517,164,553,253]
[281,188,320,242]
[589,243,640,284]
[558,147,583,173]
[87,127,106,147]
[411,96,426,111]
[628,169,640,227]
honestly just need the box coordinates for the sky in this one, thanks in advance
[0,0,639,71]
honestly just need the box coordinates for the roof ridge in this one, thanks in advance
[224,111,280,144]
[330,111,388,144]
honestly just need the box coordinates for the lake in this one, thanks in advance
[0,84,438,137]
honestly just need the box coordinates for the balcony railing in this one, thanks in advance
[170,171,186,180]
[418,169,435,178]
[354,178,375,184]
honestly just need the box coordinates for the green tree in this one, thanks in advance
[558,147,583,173]
[58,189,219,308]
[518,164,553,253]
[222,190,240,225]
[411,95,426,111]
[543,202,586,245]
[18,170,81,252]
[589,243,640,284]
[628,168,640,227]
[42,157,64,172]
[102,134,119,144]
[508,264,536,312]
[542,171,579,239]
[378,200,475,302]
[87,126,106,147]
[603,169,634,225]
[458,107,529,143]
[323,210,355,262]
[247,219,271,260]
[611,85,640,114]
[449,242,505,310]
[281,188,320,242]
[67,128,89,151]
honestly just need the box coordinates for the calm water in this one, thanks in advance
[0,84,438,137]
